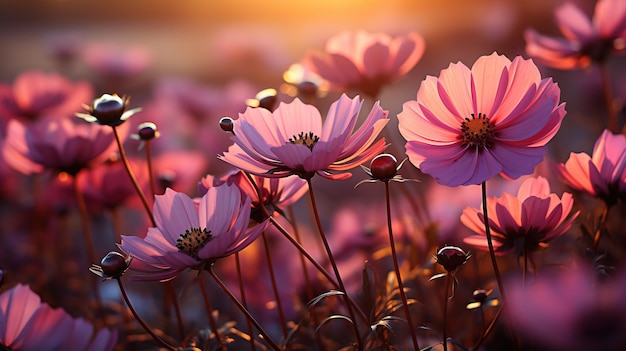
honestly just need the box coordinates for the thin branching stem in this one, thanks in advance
[236,252,257,351]
[116,278,177,350]
[208,267,283,351]
[112,126,155,226]
[261,231,289,338]
[197,272,224,348]
[384,182,420,350]
[598,61,619,133]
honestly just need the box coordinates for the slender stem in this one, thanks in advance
[287,206,313,301]
[592,202,612,252]
[522,250,528,287]
[208,268,283,351]
[72,173,105,325]
[598,61,619,133]
[116,278,177,350]
[112,126,155,226]
[480,182,506,304]
[384,182,419,350]
[197,273,224,347]
[471,305,504,351]
[165,281,185,341]
[261,231,289,338]
[442,273,452,351]
[235,253,257,351]
[145,140,156,199]
[306,179,363,351]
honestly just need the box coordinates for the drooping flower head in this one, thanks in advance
[556,129,626,206]
[461,176,579,256]
[398,52,566,187]
[199,169,307,222]
[524,0,626,69]
[220,94,389,180]
[119,184,268,281]
[0,284,116,351]
[304,30,425,98]
[2,117,122,176]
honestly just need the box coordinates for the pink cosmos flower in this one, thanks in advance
[524,0,626,69]
[83,43,152,80]
[507,265,626,351]
[219,94,389,180]
[556,129,626,205]
[199,169,307,221]
[0,70,92,127]
[304,30,425,98]
[0,284,116,351]
[119,184,268,281]
[398,52,566,187]
[461,176,579,256]
[2,118,123,175]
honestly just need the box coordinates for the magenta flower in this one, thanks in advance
[0,70,92,126]
[398,52,566,187]
[556,129,626,205]
[461,176,579,256]
[304,31,425,98]
[2,118,122,175]
[200,169,307,221]
[220,94,389,180]
[119,184,268,281]
[507,266,626,351]
[0,284,116,351]
[524,0,626,69]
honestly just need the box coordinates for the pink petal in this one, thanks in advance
[555,3,597,42]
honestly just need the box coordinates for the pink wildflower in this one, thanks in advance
[525,0,626,69]
[119,184,268,281]
[219,94,388,180]
[2,118,122,175]
[304,30,425,98]
[556,129,626,205]
[0,284,116,351]
[398,52,566,187]
[461,176,579,256]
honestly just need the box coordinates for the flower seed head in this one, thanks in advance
[436,245,470,272]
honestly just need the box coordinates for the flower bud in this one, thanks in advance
[369,154,398,180]
[76,93,141,127]
[436,245,470,272]
[135,122,160,141]
[90,251,132,280]
[219,117,234,133]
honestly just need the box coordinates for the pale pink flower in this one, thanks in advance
[2,118,123,175]
[507,265,626,351]
[0,284,116,351]
[199,169,307,221]
[119,185,268,281]
[461,176,579,256]
[556,129,626,205]
[0,70,92,127]
[220,94,388,180]
[304,30,425,97]
[524,0,626,69]
[83,43,152,80]
[398,52,566,187]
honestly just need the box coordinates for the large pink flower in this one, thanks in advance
[2,118,122,175]
[119,184,268,281]
[0,284,116,351]
[220,94,388,180]
[556,129,626,205]
[398,52,566,187]
[304,31,425,98]
[461,176,579,256]
[524,0,626,69]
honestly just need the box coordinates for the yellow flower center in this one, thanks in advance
[289,131,319,151]
[461,113,495,148]
[176,227,212,260]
